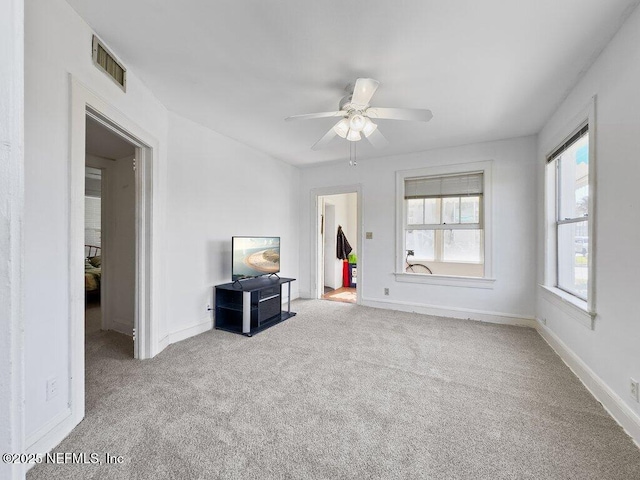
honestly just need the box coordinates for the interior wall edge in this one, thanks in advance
[0,0,25,478]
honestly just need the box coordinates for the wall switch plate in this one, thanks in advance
[366,232,373,239]
[46,376,58,401]
[384,288,389,295]
[631,379,639,402]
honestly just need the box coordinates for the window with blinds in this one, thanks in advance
[547,125,590,300]
[404,172,484,271]
[404,172,484,199]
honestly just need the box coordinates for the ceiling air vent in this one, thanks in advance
[92,35,126,92]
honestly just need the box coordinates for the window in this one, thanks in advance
[404,172,484,277]
[547,125,590,301]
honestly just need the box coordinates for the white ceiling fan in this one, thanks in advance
[285,78,433,150]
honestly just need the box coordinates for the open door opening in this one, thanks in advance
[84,115,136,358]
[317,193,358,304]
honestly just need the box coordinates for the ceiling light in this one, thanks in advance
[349,114,366,132]
[346,129,361,142]
[333,118,349,138]
[362,118,378,138]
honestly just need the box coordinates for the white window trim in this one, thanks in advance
[539,284,595,329]
[395,272,496,289]
[542,96,597,326]
[396,160,493,287]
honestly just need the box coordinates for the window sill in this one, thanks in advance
[395,273,496,289]
[539,285,595,330]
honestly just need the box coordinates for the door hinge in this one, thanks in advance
[132,158,137,171]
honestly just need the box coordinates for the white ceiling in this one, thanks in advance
[86,116,135,160]
[67,0,639,166]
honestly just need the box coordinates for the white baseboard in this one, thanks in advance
[24,408,78,472]
[109,317,133,336]
[361,296,536,328]
[25,408,72,450]
[536,320,640,447]
[158,317,213,352]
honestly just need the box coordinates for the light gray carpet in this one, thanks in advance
[85,301,102,335]
[29,300,640,479]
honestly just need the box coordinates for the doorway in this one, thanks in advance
[84,115,136,355]
[317,193,358,304]
[67,78,156,437]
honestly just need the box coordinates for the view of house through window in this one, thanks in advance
[404,172,484,277]
[549,127,589,300]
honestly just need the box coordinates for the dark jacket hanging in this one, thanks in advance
[336,225,352,260]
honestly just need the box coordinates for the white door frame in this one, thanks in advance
[310,185,363,304]
[69,76,157,428]
[0,0,25,477]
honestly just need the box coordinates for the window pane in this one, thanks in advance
[442,198,460,224]
[558,221,588,299]
[443,229,482,263]
[460,196,480,224]
[424,198,440,224]
[558,133,589,220]
[405,230,435,261]
[407,199,424,224]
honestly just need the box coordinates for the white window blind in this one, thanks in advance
[405,173,483,199]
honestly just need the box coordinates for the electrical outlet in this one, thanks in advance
[384,288,389,296]
[631,379,639,402]
[46,376,58,401]
[366,232,373,239]
[207,303,211,312]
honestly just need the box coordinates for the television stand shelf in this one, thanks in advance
[214,276,296,336]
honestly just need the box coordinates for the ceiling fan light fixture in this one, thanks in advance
[333,118,350,138]
[349,114,366,132]
[346,129,361,142]
[362,118,378,138]
[285,77,433,150]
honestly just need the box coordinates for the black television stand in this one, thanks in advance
[215,276,296,336]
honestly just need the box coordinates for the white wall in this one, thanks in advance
[323,203,338,289]
[105,155,136,335]
[299,136,538,323]
[162,112,300,345]
[24,0,169,448]
[0,0,25,478]
[536,3,640,439]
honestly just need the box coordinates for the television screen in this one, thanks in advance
[232,236,280,280]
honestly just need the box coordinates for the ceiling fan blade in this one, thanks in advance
[285,111,346,122]
[311,126,338,150]
[351,78,379,107]
[365,127,389,149]
[366,107,433,122]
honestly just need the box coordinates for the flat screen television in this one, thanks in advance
[232,236,280,281]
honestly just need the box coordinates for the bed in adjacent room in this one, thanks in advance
[85,245,102,296]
